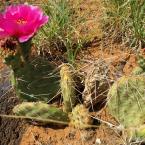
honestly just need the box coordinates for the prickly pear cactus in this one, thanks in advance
[13,102,69,123]
[131,66,144,75]
[0,38,22,70]
[132,55,145,75]
[137,55,145,70]
[108,76,145,128]
[12,57,60,102]
[133,125,145,140]
[60,64,76,112]
[0,39,59,102]
[69,104,93,129]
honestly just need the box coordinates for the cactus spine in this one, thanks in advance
[60,64,76,112]
[69,104,93,129]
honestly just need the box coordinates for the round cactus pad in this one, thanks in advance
[108,76,145,128]
[12,57,60,102]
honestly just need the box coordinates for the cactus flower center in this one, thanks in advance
[16,18,27,25]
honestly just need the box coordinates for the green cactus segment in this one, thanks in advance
[1,39,32,70]
[132,55,145,75]
[134,125,145,140]
[69,105,93,129]
[60,64,76,112]
[1,40,60,102]
[137,55,145,70]
[108,76,145,128]
[3,53,23,71]
[131,66,144,75]
[13,102,69,123]
[12,57,60,102]
[19,39,32,63]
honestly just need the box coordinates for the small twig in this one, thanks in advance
[0,114,69,125]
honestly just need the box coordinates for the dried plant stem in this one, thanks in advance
[0,114,69,125]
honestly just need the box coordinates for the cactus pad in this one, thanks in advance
[13,102,69,123]
[108,76,145,128]
[137,55,145,70]
[131,66,144,75]
[69,104,93,129]
[12,57,60,102]
[133,125,145,140]
[132,55,145,75]
[60,64,76,112]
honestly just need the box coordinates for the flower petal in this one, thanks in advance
[19,4,31,19]
[38,15,49,27]
[1,20,18,35]
[4,5,20,20]
[18,33,34,42]
[0,28,9,38]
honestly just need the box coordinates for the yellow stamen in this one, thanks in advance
[17,18,27,24]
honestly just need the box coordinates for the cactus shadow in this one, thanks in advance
[27,121,68,129]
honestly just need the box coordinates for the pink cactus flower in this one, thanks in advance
[0,4,48,42]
